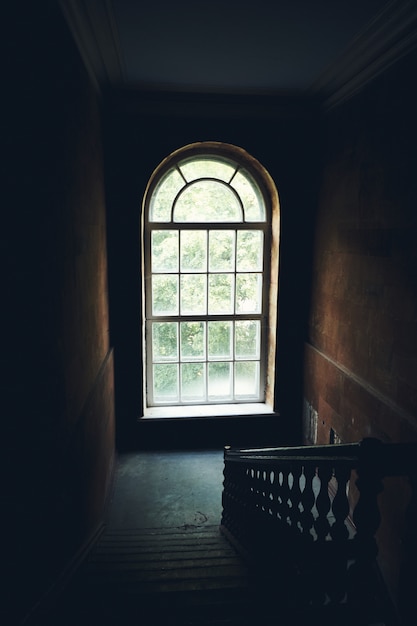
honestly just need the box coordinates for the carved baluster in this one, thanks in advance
[326,462,352,604]
[243,465,257,548]
[330,463,351,542]
[260,468,269,515]
[271,466,285,523]
[349,438,383,613]
[222,459,237,538]
[299,463,316,540]
[314,462,333,542]
[289,461,304,537]
[221,455,232,528]
[266,466,276,520]
[243,464,253,545]
[280,464,293,528]
[294,463,316,608]
[254,467,264,513]
[311,463,333,606]
[266,467,276,521]
[222,458,252,551]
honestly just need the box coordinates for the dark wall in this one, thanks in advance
[103,93,320,447]
[4,3,115,622]
[304,51,417,605]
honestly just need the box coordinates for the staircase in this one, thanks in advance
[43,524,259,626]
[40,523,389,626]
[33,440,416,625]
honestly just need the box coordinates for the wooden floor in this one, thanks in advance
[40,523,389,626]
[42,524,261,626]
[32,450,391,625]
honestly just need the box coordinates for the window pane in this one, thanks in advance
[208,362,232,399]
[236,273,262,314]
[145,147,275,409]
[152,230,178,272]
[174,181,242,222]
[208,274,234,314]
[231,170,265,221]
[180,275,207,314]
[180,159,235,183]
[152,322,178,361]
[180,322,205,360]
[153,364,179,401]
[209,230,235,272]
[181,363,205,401]
[236,231,263,271]
[235,320,260,359]
[152,275,178,315]
[208,321,232,359]
[235,361,259,397]
[150,168,184,222]
[181,230,207,272]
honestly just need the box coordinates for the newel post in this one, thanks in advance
[398,453,417,625]
[221,445,231,528]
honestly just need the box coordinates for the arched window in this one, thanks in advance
[142,142,279,416]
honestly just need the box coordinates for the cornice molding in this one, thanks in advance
[59,0,124,92]
[310,0,417,110]
[59,0,417,111]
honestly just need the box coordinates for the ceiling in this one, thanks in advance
[112,0,385,92]
[60,0,417,102]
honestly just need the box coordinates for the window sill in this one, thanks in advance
[142,403,276,420]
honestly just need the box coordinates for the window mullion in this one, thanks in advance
[204,320,208,402]
[233,228,238,316]
[145,147,275,409]
[205,229,209,402]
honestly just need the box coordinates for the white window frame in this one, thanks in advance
[141,142,280,417]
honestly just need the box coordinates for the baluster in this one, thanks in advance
[289,461,304,537]
[266,468,275,520]
[266,467,276,519]
[254,468,264,513]
[289,466,317,607]
[245,463,258,548]
[271,466,285,523]
[279,464,294,528]
[326,463,352,604]
[221,460,237,537]
[310,463,333,606]
[314,462,333,542]
[330,463,351,542]
[260,468,269,515]
[299,464,316,540]
[349,438,384,613]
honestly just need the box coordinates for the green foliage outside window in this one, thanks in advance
[147,151,268,405]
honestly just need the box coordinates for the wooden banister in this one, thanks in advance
[220,438,417,619]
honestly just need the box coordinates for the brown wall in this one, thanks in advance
[4,4,115,622]
[304,51,417,606]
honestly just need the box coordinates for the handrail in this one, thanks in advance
[220,438,417,617]
[225,441,361,458]
[224,439,417,475]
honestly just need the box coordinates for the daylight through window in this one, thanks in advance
[142,143,279,412]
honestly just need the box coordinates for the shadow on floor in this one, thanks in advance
[106,449,225,530]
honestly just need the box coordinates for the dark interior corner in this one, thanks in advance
[4,1,417,624]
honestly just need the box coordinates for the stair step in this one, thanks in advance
[82,524,248,596]
[40,524,389,625]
